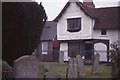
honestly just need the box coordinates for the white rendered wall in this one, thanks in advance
[57,2,93,40]
[0,0,34,2]
[93,29,119,49]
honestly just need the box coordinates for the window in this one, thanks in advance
[42,42,48,54]
[67,18,81,32]
[101,29,107,35]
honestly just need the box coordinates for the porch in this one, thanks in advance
[59,39,110,62]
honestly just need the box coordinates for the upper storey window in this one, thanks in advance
[67,18,81,32]
[101,29,107,35]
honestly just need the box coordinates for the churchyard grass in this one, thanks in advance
[38,62,111,78]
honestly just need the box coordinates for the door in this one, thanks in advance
[53,47,59,61]
[84,41,92,59]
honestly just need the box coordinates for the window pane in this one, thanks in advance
[42,42,48,54]
[67,18,81,32]
[101,29,107,35]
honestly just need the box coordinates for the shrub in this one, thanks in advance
[110,41,120,78]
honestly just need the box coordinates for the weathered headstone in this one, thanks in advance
[14,55,39,78]
[92,53,100,75]
[44,64,50,72]
[59,51,64,64]
[73,58,78,78]
[2,60,15,78]
[66,58,74,78]
[44,71,58,80]
[76,55,85,78]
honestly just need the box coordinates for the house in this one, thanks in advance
[37,21,59,61]
[53,0,120,62]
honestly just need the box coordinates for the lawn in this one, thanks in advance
[38,62,112,78]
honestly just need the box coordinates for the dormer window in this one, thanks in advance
[67,18,81,32]
[101,29,107,35]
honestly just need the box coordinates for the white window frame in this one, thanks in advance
[42,42,48,54]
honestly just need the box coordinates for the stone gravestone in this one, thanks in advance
[44,71,58,80]
[44,64,50,72]
[14,55,39,78]
[2,61,15,78]
[66,58,74,78]
[73,58,78,78]
[76,55,85,78]
[59,51,64,64]
[92,53,100,75]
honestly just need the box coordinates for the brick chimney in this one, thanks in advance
[83,0,95,8]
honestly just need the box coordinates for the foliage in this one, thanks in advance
[109,41,120,78]
[2,2,47,66]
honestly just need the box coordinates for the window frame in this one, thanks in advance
[42,42,48,54]
[101,29,107,35]
[67,17,81,32]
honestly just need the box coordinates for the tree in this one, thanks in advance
[110,41,120,79]
[2,2,47,67]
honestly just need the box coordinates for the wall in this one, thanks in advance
[57,2,93,40]
[93,29,119,49]
[37,41,53,61]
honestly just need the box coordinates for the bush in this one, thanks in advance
[110,41,120,78]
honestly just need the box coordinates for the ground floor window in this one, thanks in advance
[42,42,48,54]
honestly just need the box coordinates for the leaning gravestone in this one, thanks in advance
[73,58,78,78]
[44,64,50,72]
[66,58,74,78]
[2,60,15,78]
[76,55,85,78]
[14,55,39,78]
[92,53,100,75]
[44,71,58,80]
[59,51,64,64]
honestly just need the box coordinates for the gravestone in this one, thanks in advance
[59,51,64,64]
[76,55,85,78]
[14,55,39,78]
[2,61,15,78]
[66,58,74,78]
[73,58,78,78]
[44,71,58,80]
[44,64,50,72]
[92,53,100,75]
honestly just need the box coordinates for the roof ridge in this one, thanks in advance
[68,0,79,2]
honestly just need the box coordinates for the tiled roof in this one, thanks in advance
[41,21,57,41]
[53,1,120,29]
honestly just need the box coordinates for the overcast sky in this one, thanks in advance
[34,0,119,21]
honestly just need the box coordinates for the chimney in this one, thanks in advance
[83,0,95,8]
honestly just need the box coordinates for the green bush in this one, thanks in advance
[110,41,120,78]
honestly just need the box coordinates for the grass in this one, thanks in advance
[38,62,112,78]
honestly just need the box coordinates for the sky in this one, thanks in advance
[34,0,120,21]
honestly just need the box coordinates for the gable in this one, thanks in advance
[56,1,94,40]
[53,1,95,22]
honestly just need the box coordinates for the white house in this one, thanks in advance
[53,0,120,61]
